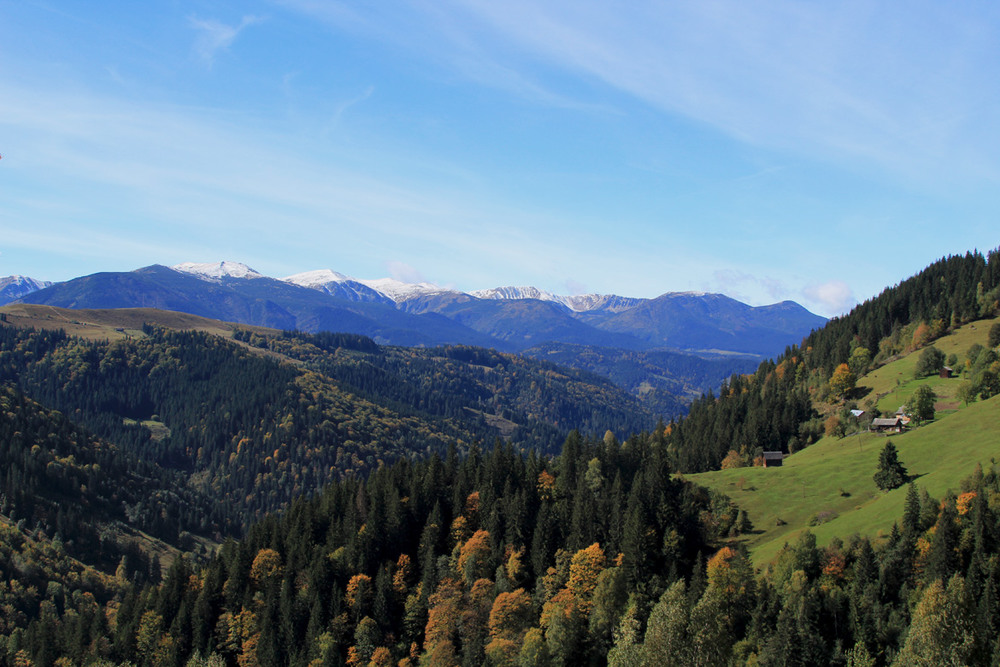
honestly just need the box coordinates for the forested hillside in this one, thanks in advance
[5,429,1000,666]
[0,382,227,596]
[0,319,653,526]
[665,249,1000,472]
[521,342,760,417]
[0,429,735,665]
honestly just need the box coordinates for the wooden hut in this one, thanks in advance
[763,451,784,467]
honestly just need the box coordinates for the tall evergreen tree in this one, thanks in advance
[873,441,907,491]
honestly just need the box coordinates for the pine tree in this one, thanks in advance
[873,441,907,491]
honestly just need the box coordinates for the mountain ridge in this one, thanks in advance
[11,261,826,353]
[10,262,826,414]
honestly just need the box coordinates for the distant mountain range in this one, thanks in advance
[3,261,826,413]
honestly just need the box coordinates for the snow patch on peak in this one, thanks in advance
[0,275,53,304]
[172,261,264,281]
[358,278,457,302]
[562,294,645,313]
[471,286,559,303]
[283,269,351,288]
[471,286,643,313]
[1,275,51,290]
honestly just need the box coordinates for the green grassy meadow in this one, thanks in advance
[690,320,1000,565]
[862,321,990,415]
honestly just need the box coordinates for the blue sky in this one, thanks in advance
[2,1,999,316]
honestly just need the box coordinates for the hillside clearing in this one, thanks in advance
[690,319,1000,565]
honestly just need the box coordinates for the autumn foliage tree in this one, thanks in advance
[828,363,856,399]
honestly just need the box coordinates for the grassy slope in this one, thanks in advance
[0,303,268,340]
[690,320,999,565]
[862,321,987,416]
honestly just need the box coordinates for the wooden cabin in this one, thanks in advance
[763,451,784,467]
[871,417,904,433]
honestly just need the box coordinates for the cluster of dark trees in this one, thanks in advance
[234,329,654,439]
[1,429,737,665]
[0,380,226,583]
[609,465,1000,666]
[959,341,1000,404]
[4,427,1000,666]
[802,249,1000,375]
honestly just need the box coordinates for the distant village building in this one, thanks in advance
[850,409,866,419]
[871,417,905,433]
[763,451,784,467]
[940,366,954,378]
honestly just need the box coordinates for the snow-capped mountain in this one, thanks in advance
[0,275,53,305]
[172,261,264,281]
[562,294,646,313]
[356,277,459,303]
[283,269,394,305]
[470,286,643,313]
[283,269,352,288]
[470,285,562,303]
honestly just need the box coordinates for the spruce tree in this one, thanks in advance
[873,441,907,491]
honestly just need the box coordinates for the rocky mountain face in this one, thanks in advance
[0,275,52,305]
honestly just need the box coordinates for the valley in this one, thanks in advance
[0,248,998,665]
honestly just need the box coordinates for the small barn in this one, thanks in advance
[871,417,904,433]
[940,366,954,379]
[763,451,784,467]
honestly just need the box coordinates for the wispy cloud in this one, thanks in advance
[0,79,628,286]
[283,1,1000,188]
[385,261,426,284]
[189,15,263,65]
[711,269,789,304]
[331,85,375,125]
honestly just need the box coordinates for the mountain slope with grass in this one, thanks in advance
[662,248,1000,473]
[690,317,1000,564]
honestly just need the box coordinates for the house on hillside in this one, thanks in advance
[895,407,912,426]
[763,451,784,467]
[871,416,905,433]
[940,366,954,379]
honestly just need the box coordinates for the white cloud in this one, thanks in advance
[386,261,427,284]
[189,15,263,65]
[711,269,791,304]
[803,280,855,316]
